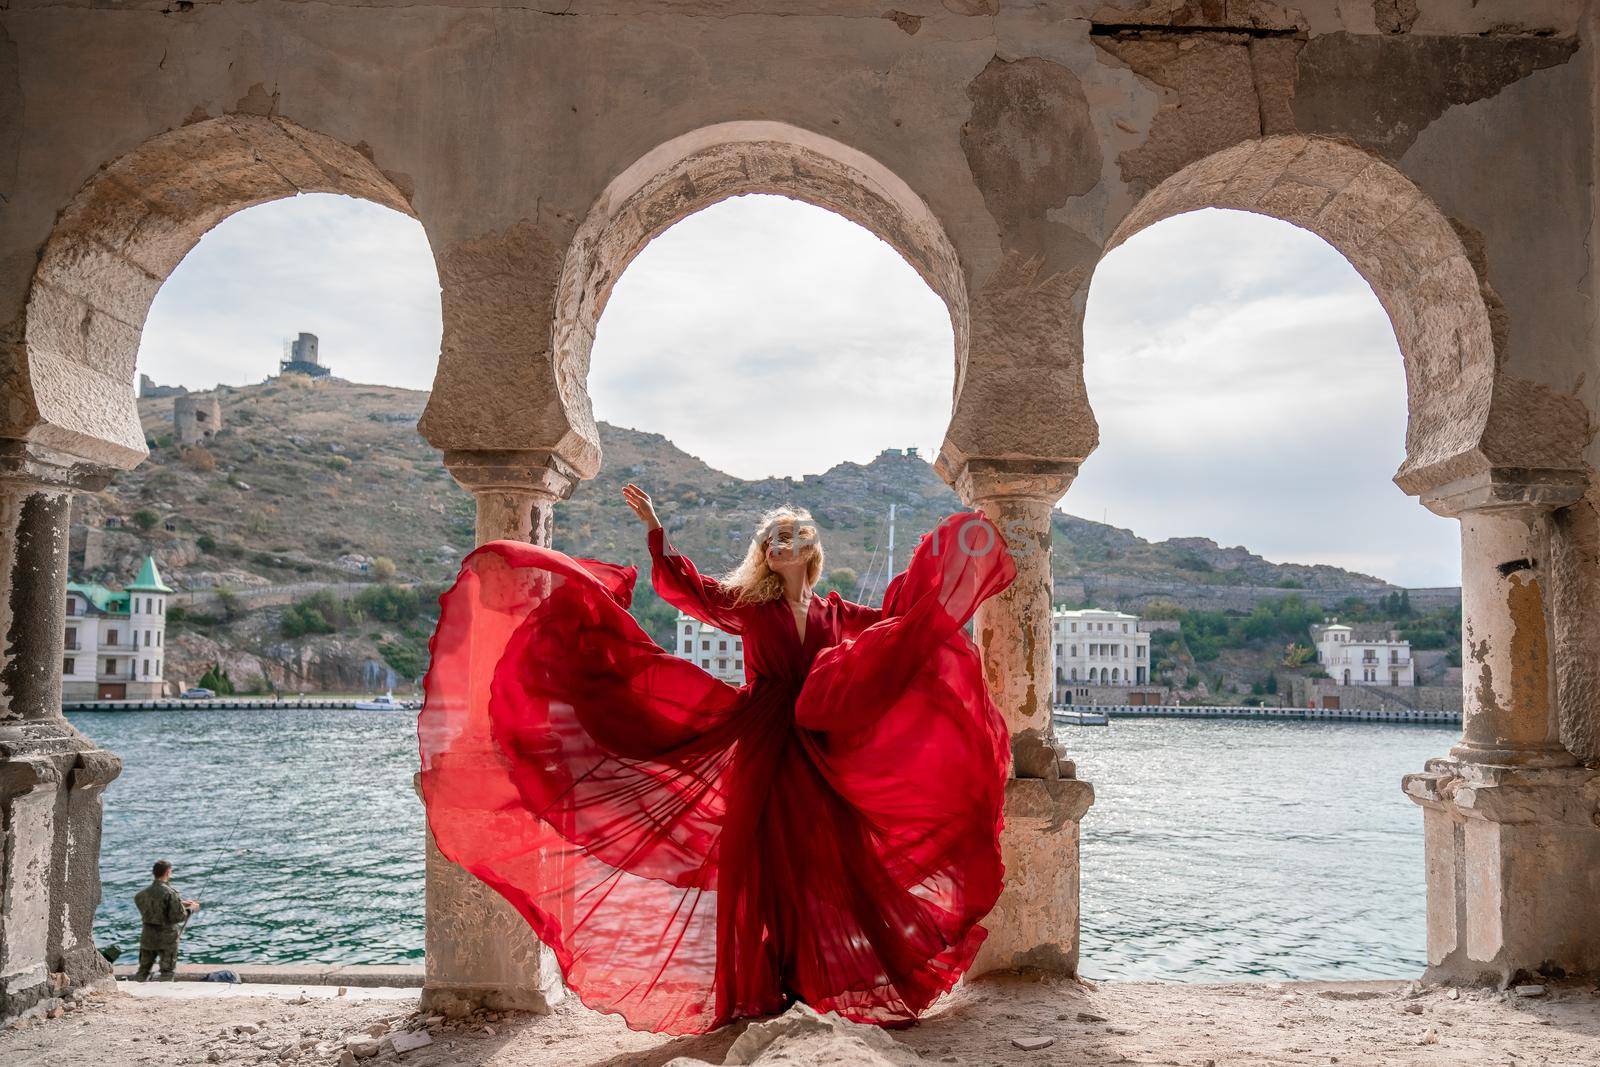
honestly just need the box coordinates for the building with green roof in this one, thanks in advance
[63,555,170,701]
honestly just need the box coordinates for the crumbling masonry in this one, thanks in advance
[3,0,1599,1022]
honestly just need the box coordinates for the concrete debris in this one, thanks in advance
[390,1030,434,1054]
[1011,1035,1055,1050]
[1513,985,1547,997]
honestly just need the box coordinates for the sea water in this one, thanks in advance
[71,708,1452,980]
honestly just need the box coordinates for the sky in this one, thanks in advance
[134,192,1461,587]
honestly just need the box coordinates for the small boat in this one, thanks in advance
[354,691,407,711]
[1053,707,1110,727]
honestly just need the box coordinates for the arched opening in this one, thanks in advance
[29,118,444,972]
[508,121,970,484]
[1067,136,1491,983]
[24,115,418,470]
[576,188,955,650]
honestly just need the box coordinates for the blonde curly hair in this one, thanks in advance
[720,505,825,607]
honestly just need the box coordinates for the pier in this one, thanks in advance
[1056,704,1461,725]
[62,697,420,712]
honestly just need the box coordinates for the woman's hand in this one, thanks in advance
[622,483,662,530]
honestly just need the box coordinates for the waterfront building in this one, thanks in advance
[674,611,745,683]
[1312,621,1416,687]
[1051,607,1152,690]
[62,556,172,700]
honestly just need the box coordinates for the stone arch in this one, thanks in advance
[548,121,970,479]
[21,115,419,469]
[1101,135,1500,496]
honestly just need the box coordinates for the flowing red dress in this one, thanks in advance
[417,510,1016,1035]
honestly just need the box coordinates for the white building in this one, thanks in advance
[1312,622,1415,687]
[674,612,745,684]
[1052,607,1151,689]
[63,556,172,700]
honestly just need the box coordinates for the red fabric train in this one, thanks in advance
[418,510,1016,1034]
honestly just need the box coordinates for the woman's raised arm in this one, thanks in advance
[624,483,747,634]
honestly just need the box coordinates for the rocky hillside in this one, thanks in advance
[70,376,1452,693]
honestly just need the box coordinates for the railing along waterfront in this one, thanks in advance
[1056,703,1461,725]
[62,696,421,712]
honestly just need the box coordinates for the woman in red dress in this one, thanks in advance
[418,484,1017,1035]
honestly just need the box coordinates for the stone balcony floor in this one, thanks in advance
[3,974,1597,1066]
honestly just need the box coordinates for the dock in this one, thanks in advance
[63,697,420,712]
[1055,703,1460,725]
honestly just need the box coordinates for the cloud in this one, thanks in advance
[1077,208,1459,587]
[589,194,956,476]
[135,195,1460,587]
[136,193,441,391]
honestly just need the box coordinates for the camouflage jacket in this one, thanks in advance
[134,880,188,946]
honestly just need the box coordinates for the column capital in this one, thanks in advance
[1419,467,1586,520]
[943,456,1079,506]
[1404,757,1600,827]
[0,438,116,494]
[442,449,580,502]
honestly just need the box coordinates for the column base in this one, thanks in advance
[0,718,121,1024]
[970,777,1095,977]
[1404,757,1600,984]
[421,835,565,1017]
[419,982,562,1017]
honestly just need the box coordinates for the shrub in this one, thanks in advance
[378,636,429,681]
[196,534,217,553]
[180,445,216,472]
[281,590,348,638]
[352,585,422,624]
[214,587,241,621]
[132,509,159,531]
[371,557,398,581]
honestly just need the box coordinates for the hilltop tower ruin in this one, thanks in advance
[279,331,330,378]
[173,393,221,445]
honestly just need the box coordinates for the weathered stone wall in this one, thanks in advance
[0,4,1591,480]
[1290,676,1464,713]
[3,0,1600,1011]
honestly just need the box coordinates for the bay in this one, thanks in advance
[72,709,1452,980]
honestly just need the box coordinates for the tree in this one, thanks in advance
[1281,642,1315,668]
[197,662,235,695]
[816,567,858,599]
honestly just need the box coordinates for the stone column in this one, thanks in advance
[1404,469,1600,983]
[953,458,1096,976]
[0,440,122,1023]
[419,451,576,1016]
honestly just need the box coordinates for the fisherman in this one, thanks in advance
[133,859,200,981]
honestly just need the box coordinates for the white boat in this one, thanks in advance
[1053,707,1110,727]
[354,691,407,711]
